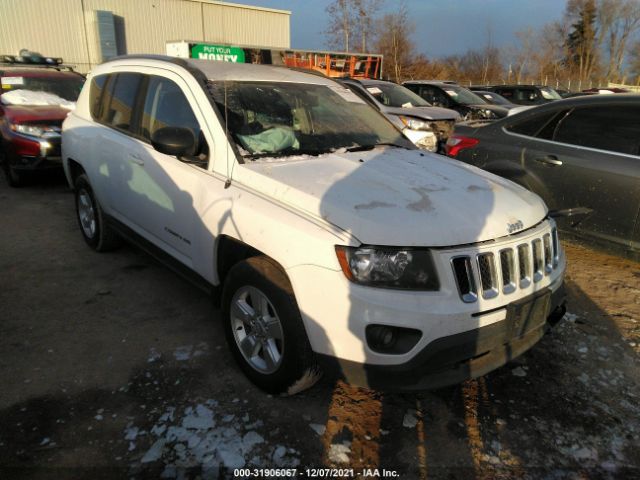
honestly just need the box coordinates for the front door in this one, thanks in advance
[121,73,211,265]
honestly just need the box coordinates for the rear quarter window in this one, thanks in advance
[89,74,108,120]
[102,73,143,132]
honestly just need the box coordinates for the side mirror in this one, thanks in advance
[151,127,196,158]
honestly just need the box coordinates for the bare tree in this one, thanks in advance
[510,27,536,83]
[353,0,383,53]
[598,0,640,82]
[325,0,354,52]
[628,38,640,83]
[374,2,415,82]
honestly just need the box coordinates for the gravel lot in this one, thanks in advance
[1,175,639,479]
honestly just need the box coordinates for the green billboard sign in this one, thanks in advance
[190,44,245,63]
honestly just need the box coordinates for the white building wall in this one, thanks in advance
[0,0,290,73]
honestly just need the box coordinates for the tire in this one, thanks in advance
[1,149,23,188]
[222,256,321,395]
[74,174,121,252]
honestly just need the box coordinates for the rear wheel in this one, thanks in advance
[74,174,121,251]
[222,256,321,395]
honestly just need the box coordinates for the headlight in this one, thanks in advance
[482,109,498,119]
[398,116,432,131]
[11,124,61,138]
[335,246,439,290]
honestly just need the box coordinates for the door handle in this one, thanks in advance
[128,153,144,166]
[535,155,563,166]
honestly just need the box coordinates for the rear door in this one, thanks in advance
[96,72,146,216]
[535,105,640,247]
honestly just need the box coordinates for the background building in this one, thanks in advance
[0,0,290,72]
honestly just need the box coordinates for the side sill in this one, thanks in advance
[106,215,219,298]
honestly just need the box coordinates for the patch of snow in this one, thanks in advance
[141,438,166,463]
[39,437,50,446]
[242,431,264,453]
[564,312,579,323]
[161,464,177,478]
[148,348,161,363]
[125,402,298,472]
[173,345,193,361]
[403,409,418,428]
[512,367,527,377]
[572,446,598,461]
[309,423,326,436]
[125,426,139,441]
[182,405,215,430]
[95,415,103,421]
[327,443,350,464]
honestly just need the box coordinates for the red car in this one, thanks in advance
[0,54,84,186]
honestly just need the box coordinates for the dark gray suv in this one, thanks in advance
[447,94,640,258]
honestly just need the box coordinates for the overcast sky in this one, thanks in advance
[238,0,567,56]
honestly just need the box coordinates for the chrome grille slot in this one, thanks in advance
[449,221,561,304]
[451,256,477,303]
[532,239,544,282]
[543,234,553,273]
[517,243,531,288]
[499,248,516,294]
[551,227,559,267]
[477,253,498,299]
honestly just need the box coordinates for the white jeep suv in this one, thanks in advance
[62,55,566,394]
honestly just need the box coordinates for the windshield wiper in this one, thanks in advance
[345,142,411,152]
[245,148,331,160]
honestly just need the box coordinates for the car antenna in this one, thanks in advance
[224,80,232,189]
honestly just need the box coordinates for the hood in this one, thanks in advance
[236,148,547,247]
[382,105,460,121]
[1,104,69,124]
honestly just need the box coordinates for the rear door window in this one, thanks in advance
[553,106,640,155]
[102,73,143,133]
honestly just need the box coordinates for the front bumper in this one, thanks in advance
[3,133,62,172]
[319,283,566,391]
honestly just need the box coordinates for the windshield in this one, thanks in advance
[0,74,84,102]
[209,81,412,158]
[477,91,511,105]
[540,86,562,100]
[365,82,431,108]
[443,86,488,105]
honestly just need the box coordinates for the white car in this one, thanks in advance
[62,55,566,395]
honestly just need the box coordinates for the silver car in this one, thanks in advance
[340,78,460,152]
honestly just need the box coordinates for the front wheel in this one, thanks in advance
[1,149,23,187]
[74,174,121,251]
[222,256,321,395]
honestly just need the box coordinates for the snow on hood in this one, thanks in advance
[236,147,547,247]
[1,89,76,110]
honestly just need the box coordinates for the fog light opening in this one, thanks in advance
[366,324,422,354]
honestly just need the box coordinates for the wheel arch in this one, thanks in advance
[65,157,85,189]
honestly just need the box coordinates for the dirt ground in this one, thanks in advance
[0,175,639,480]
